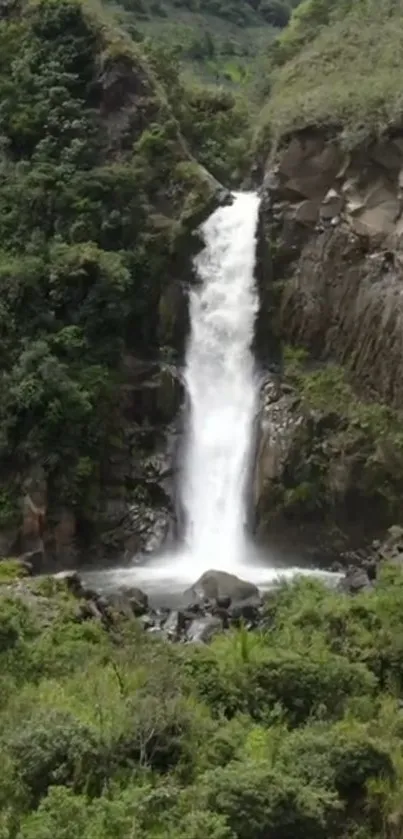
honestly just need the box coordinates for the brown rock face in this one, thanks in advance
[262,129,403,408]
[253,377,307,517]
[279,231,403,406]
[252,128,403,554]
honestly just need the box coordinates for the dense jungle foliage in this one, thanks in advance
[3,562,403,837]
[0,0,249,529]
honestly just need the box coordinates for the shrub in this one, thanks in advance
[277,726,395,804]
[6,711,107,804]
[194,760,341,839]
[186,633,375,724]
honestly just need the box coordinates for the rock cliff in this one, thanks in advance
[264,130,403,404]
[254,129,403,557]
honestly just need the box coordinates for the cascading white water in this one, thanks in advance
[181,191,260,573]
[80,191,342,595]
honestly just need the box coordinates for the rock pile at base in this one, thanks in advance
[54,568,263,644]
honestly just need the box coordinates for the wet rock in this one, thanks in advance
[186,615,222,643]
[53,570,84,597]
[185,569,260,605]
[216,595,231,609]
[100,502,172,560]
[377,525,403,563]
[229,597,261,625]
[211,605,230,629]
[339,567,372,594]
[259,129,403,419]
[75,599,104,623]
[21,549,45,574]
[253,379,308,528]
[125,586,149,615]
[331,561,344,574]
[104,586,148,618]
[294,199,320,225]
[362,558,377,581]
[139,613,155,630]
[162,610,180,639]
[320,188,344,220]
[0,522,20,560]
[182,602,202,616]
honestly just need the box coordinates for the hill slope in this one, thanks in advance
[0,0,230,564]
[258,0,403,146]
[111,0,300,87]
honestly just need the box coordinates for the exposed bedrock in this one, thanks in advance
[253,129,403,557]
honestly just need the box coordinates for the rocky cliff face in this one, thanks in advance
[262,130,403,402]
[254,129,403,557]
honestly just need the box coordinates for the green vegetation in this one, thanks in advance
[112,0,298,88]
[144,42,251,182]
[3,566,403,836]
[257,0,403,145]
[0,0,248,533]
[277,347,403,520]
[0,559,30,583]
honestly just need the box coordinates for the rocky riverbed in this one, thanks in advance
[3,526,402,647]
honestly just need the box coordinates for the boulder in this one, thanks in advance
[216,595,231,610]
[125,586,149,615]
[162,610,180,640]
[320,188,344,220]
[339,567,372,594]
[229,598,261,625]
[22,548,46,574]
[277,136,342,201]
[294,200,320,225]
[105,586,148,617]
[53,570,84,597]
[186,615,222,643]
[185,569,260,605]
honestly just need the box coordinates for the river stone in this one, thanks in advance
[185,569,259,605]
[339,567,372,594]
[104,586,148,617]
[53,570,84,596]
[162,610,180,639]
[186,615,222,643]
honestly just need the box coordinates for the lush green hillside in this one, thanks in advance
[111,0,301,87]
[0,0,247,550]
[3,561,403,837]
[257,0,403,146]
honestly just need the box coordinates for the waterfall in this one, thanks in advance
[181,191,261,573]
[79,191,342,595]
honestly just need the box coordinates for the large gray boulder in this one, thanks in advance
[184,569,260,606]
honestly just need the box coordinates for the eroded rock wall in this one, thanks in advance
[253,129,403,555]
[262,129,403,406]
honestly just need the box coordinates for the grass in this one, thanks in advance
[257,0,403,146]
[0,559,30,584]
